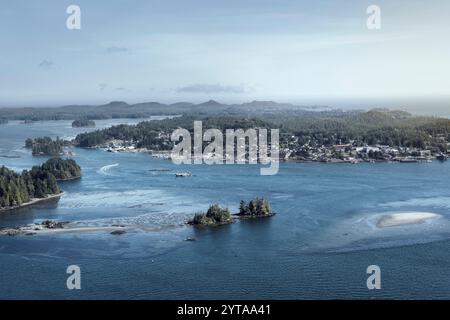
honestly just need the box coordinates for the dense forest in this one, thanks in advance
[189,204,233,226]
[238,198,272,216]
[73,109,450,152]
[39,158,81,181]
[25,137,68,156]
[73,115,269,150]
[0,158,81,209]
[0,166,59,208]
[189,198,273,226]
[270,109,450,150]
[72,119,96,128]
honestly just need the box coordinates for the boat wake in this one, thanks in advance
[98,163,119,176]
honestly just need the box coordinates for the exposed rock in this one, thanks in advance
[110,230,126,235]
[0,220,68,236]
[41,220,66,229]
[5,229,20,236]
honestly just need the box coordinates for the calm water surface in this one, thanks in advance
[1,120,450,299]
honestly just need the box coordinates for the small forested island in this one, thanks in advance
[189,204,233,226]
[237,198,273,217]
[40,158,81,181]
[72,119,96,128]
[25,137,68,156]
[189,198,274,227]
[0,158,81,211]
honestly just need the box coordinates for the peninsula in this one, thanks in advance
[71,109,450,164]
[0,158,81,211]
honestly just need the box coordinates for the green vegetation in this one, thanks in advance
[74,116,271,150]
[271,109,450,151]
[189,204,233,226]
[0,166,60,209]
[0,158,81,209]
[73,109,450,154]
[3,100,450,153]
[0,100,315,121]
[238,198,272,216]
[25,137,67,156]
[189,198,273,226]
[39,158,81,181]
[72,119,96,128]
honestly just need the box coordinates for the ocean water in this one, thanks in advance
[1,120,450,299]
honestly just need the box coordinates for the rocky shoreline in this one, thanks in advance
[0,220,69,236]
[0,220,128,236]
[187,212,276,228]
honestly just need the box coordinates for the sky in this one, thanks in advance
[0,0,449,112]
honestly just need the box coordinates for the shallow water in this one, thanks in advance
[1,120,450,299]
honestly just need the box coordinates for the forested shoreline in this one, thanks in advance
[72,109,450,154]
[0,158,81,210]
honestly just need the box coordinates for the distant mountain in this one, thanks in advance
[0,100,334,121]
[169,102,194,108]
[99,101,130,108]
[241,100,294,108]
[195,100,223,107]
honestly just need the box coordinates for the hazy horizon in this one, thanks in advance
[1,0,449,116]
[2,95,450,118]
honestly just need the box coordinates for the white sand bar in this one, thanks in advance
[377,212,440,228]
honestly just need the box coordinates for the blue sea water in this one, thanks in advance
[1,120,450,299]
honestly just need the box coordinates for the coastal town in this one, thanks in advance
[279,139,449,163]
[89,135,449,164]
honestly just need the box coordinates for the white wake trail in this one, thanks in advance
[98,163,119,176]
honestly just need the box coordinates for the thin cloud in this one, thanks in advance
[38,60,54,69]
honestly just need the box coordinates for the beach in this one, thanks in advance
[0,192,64,213]
[377,212,440,228]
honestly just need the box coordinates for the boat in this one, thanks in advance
[436,154,448,161]
[400,158,418,163]
[175,172,192,177]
